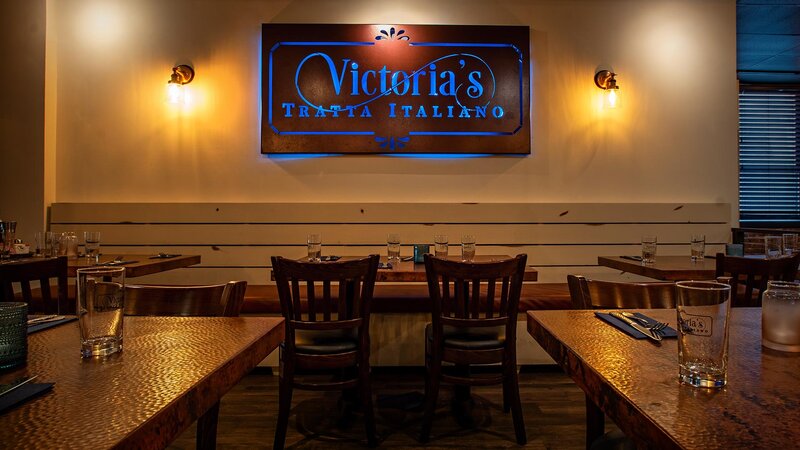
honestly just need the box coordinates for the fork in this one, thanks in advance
[621,311,669,333]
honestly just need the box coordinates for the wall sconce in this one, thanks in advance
[594,70,619,109]
[167,64,195,105]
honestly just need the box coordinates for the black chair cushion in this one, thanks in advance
[425,323,505,350]
[289,329,358,355]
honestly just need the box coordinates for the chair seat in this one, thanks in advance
[289,329,358,355]
[425,323,505,350]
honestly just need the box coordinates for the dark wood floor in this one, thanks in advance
[170,366,608,449]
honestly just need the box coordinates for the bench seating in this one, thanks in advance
[242,283,572,315]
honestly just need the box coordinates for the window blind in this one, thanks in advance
[738,89,800,225]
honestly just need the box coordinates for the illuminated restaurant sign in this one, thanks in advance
[261,24,530,154]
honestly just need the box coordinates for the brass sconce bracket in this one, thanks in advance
[594,70,618,90]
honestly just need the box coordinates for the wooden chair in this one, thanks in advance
[714,252,800,307]
[271,255,380,449]
[0,256,69,314]
[123,280,247,450]
[124,281,247,317]
[568,274,676,450]
[420,254,527,445]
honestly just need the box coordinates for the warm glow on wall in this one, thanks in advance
[76,2,127,50]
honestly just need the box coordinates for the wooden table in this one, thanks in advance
[527,308,800,449]
[68,254,201,278]
[0,316,284,449]
[376,255,538,282]
[271,255,538,282]
[598,255,716,281]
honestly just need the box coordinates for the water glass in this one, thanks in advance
[690,234,705,261]
[782,234,797,256]
[765,236,783,259]
[641,235,657,264]
[676,281,731,388]
[307,234,321,262]
[0,302,28,369]
[762,281,800,353]
[461,235,476,262]
[387,234,401,263]
[44,231,57,257]
[434,235,448,258]
[77,267,125,357]
[84,231,101,263]
[59,232,79,258]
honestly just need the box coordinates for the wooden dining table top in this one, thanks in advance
[0,316,284,449]
[272,255,538,282]
[67,253,201,278]
[527,308,800,449]
[598,255,717,281]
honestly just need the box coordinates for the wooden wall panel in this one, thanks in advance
[51,203,731,284]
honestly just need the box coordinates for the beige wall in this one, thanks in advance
[45,0,738,207]
[1,0,46,243]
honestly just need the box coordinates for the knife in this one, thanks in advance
[0,376,38,398]
[27,315,65,325]
[609,311,662,342]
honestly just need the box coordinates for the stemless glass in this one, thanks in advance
[690,234,705,261]
[84,231,101,263]
[434,235,449,258]
[676,281,731,388]
[765,236,783,259]
[307,234,321,262]
[641,235,657,265]
[78,267,125,357]
[782,234,798,257]
[762,281,800,353]
[461,235,476,262]
[387,234,401,263]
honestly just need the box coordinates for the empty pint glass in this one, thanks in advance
[676,281,731,388]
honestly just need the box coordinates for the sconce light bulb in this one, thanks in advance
[167,82,184,104]
[607,88,618,108]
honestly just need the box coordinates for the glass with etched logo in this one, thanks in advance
[676,281,731,388]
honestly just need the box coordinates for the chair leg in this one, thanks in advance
[196,401,219,450]
[502,372,511,413]
[506,364,527,445]
[419,356,441,443]
[360,363,378,447]
[273,360,294,450]
[585,395,604,449]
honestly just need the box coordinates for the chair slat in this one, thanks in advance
[322,280,331,321]
[485,278,496,318]
[500,276,510,314]
[307,281,316,321]
[291,280,301,321]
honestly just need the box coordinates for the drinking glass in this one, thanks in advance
[765,236,783,259]
[434,234,449,258]
[387,234,401,263]
[461,235,476,262]
[44,231,57,257]
[77,267,125,357]
[307,234,321,262]
[676,281,731,388]
[641,235,657,265]
[59,232,79,258]
[84,231,101,263]
[0,302,27,369]
[761,281,800,353]
[690,234,705,261]
[782,234,797,256]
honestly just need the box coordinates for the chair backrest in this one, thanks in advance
[424,254,527,332]
[0,256,69,314]
[271,255,380,341]
[714,252,800,307]
[124,281,247,317]
[567,274,677,309]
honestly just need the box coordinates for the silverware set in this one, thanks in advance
[609,311,669,342]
